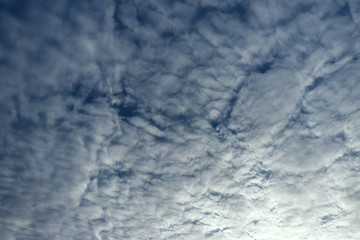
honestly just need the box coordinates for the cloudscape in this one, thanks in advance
[1,0,360,239]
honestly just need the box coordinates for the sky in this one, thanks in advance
[1,0,360,239]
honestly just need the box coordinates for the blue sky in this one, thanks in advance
[1,0,360,239]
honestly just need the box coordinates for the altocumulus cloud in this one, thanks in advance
[0,0,360,239]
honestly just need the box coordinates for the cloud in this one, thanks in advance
[1,0,360,239]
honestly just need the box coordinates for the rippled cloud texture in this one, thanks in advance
[1,0,360,239]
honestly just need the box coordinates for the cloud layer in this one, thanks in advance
[1,0,360,239]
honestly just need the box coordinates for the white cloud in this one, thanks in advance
[1,0,360,239]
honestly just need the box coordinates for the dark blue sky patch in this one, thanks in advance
[89,218,107,225]
[305,77,325,92]
[164,0,186,7]
[259,169,272,180]
[296,2,315,13]
[255,62,273,74]
[43,37,63,52]
[70,82,84,98]
[225,95,239,119]
[54,117,65,128]
[83,89,106,105]
[146,117,167,131]
[322,2,353,20]
[31,208,64,227]
[153,136,169,143]
[161,31,176,40]
[209,84,243,131]
[113,14,127,33]
[349,151,360,158]
[334,132,346,142]
[66,103,74,112]
[114,169,134,179]
[112,103,139,118]
[79,198,97,207]
[209,190,220,197]
[109,91,142,118]
[227,3,249,22]
[11,117,36,133]
[206,228,220,236]
[0,56,10,67]
[337,2,352,18]
[299,134,320,141]
[112,0,128,32]
[109,135,123,145]
[59,2,88,34]
[183,218,203,226]
[37,112,47,126]
[299,105,312,115]
[209,119,220,129]
[148,172,165,181]
[96,170,114,186]
[191,6,218,26]
[206,227,230,237]
[285,113,308,130]
[135,4,153,26]
[0,0,32,22]
[321,214,337,224]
